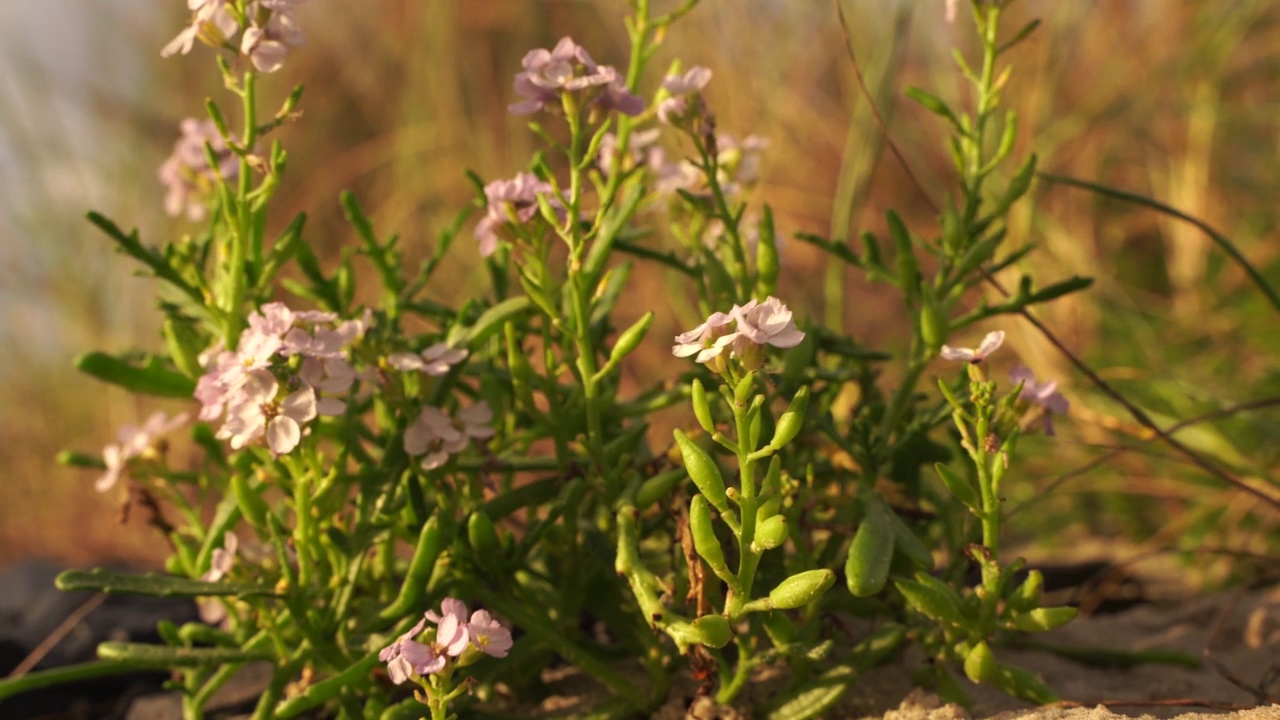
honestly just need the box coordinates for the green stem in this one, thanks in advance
[225,70,259,345]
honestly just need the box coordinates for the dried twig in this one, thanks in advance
[7,592,107,678]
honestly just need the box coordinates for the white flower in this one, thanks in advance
[403,402,495,470]
[96,411,190,492]
[1011,366,1070,436]
[388,342,469,376]
[219,371,317,455]
[941,330,1005,363]
[733,296,804,350]
[672,311,736,363]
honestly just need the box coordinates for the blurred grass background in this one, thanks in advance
[1,1,1276,584]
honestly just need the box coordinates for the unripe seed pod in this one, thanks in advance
[919,296,949,356]
[674,429,728,513]
[692,615,732,649]
[607,311,654,368]
[691,378,716,434]
[753,515,788,551]
[769,385,810,450]
[635,468,685,508]
[690,495,730,577]
[467,511,504,573]
[768,569,835,609]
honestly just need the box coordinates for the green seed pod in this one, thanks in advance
[692,615,733,649]
[378,516,443,623]
[769,385,810,450]
[845,498,895,597]
[919,295,949,356]
[635,468,686,508]
[690,495,730,578]
[674,429,728,513]
[606,311,654,369]
[1011,606,1077,633]
[691,378,715,434]
[229,473,270,530]
[163,318,204,378]
[753,515,788,551]
[964,641,997,683]
[768,569,835,610]
[505,323,537,412]
[467,511,504,573]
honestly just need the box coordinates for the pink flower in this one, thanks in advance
[161,0,239,59]
[427,599,472,658]
[388,342,469,376]
[508,36,643,116]
[403,402,494,471]
[468,609,513,658]
[158,118,239,221]
[379,614,433,685]
[474,172,563,257]
[672,311,736,363]
[657,66,712,124]
[733,296,804,350]
[97,411,190,492]
[197,532,239,626]
[240,4,305,74]
[941,330,1005,363]
[218,371,317,455]
[1010,366,1070,436]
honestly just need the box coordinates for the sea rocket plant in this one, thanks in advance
[26,1,1105,718]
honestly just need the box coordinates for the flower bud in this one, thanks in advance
[768,569,835,610]
[674,429,728,513]
[964,641,997,683]
[769,385,810,450]
[1011,606,1077,633]
[734,372,756,406]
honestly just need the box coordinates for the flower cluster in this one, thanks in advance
[97,411,190,492]
[379,598,513,685]
[673,297,804,371]
[158,118,239,221]
[940,331,1070,435]
[162,0,306,74]
[474,172,565,258]
[508,36,643,116]
[195,303,369,455]
[404,402,495,470]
